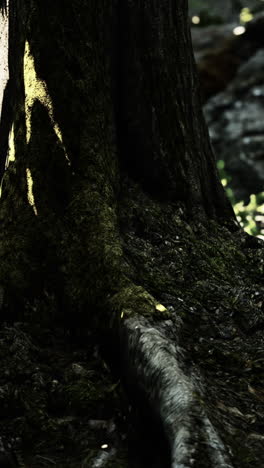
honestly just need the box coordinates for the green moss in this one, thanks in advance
[109,285,171,324]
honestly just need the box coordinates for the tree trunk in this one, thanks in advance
[0,1,263,467]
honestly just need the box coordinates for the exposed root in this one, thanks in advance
[122,315,234,468]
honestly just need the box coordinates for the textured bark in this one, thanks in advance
[0,1,263,467]
[116,1,234,220]
[0,0,7,14]
[0,80,12,181]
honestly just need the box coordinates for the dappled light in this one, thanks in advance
[23,41,70,165]
[234,193,264,238]
[101,444,108,449]
[0,123,15,198]
[0,2,263,467]
[233,25,246,35]
[191,2,264,240]
[0,8,8,112]
[6,122,15,164]
[217,160,264,237]
[155,303,167,312]
[240,7,254,23]
[192,15,200,24]
[26,167,37,215]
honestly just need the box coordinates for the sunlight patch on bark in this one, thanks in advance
[26,167,38,215]
[0,123,15,200]
[6,122,15,165]
[23,41,70,165]
[155,303,167,312]
[0,10,8,119]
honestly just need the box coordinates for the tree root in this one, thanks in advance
[121,315,234,468]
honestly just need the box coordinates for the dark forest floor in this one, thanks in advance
[0,323,130,467]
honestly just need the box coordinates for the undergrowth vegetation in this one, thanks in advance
[218,159,264,238]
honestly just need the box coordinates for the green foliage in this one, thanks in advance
[217,160,264,238]
[234,193,264,237]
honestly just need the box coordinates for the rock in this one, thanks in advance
[204,48,264,201]
[193,14,264,103]
[192,23,237,62]
[191,14,264,202]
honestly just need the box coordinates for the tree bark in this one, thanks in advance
[0,1,263,467]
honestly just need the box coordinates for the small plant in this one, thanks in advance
[217,160,264,238]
